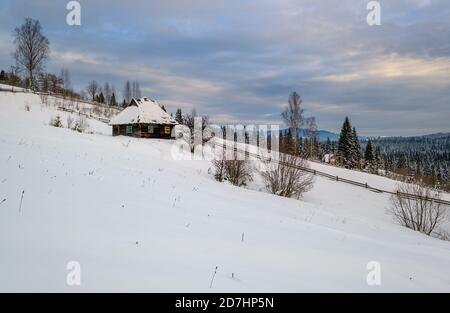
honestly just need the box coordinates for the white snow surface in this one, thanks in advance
[1,91,450,292]
[109,97,177,125]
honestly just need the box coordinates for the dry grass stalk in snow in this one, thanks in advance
[389,183,447,236]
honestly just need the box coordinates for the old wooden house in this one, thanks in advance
[109,97,178,138]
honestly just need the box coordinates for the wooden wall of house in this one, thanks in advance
[112,124,175,139]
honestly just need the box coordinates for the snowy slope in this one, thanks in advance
[1,91,450,292]
[308,161,450,202]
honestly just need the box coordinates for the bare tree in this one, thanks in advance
[60,68,71,92]
[13,18,50,88]
[38,72,62,93]
[123,80,132,104]
[282,92,304,135]
[389,183,447,236]
[281,92,306,155]
[305,116,318,159]
[132,80,141,98]
[86,80,99,101]
[110,85,117,105]
[183,108,209,132]
[262,152,314,199]
[104,82,112,105]
[183,108,197,131]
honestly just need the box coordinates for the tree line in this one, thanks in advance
[368,135,449,191]
[1,17,145,108]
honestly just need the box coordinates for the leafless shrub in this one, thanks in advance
[212,159,226,183]
[93,105,102,116]
[434,230,450,242]
[262,152,314,199]
[224,159,253,187]
[389,183,447,236]
[218,149,253,187]
[212,148,226,182]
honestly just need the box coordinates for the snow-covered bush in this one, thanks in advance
[24,104,30,111]
[72,115,89,133]
[66,115,74,129]
[389,183,447,236]
[50,115,63,128]
[261,153,314,199]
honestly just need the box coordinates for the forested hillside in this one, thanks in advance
[366,134,450,191]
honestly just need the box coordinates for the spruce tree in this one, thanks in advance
[323,137,332,155]
[364,139,375,171]
[98,92,105,104]
[349,127,361,169]
[365,140,374,163]
[175,108,183,123]
[337,117,352,167]
[110,92,117,106]
[374,146,383,170]
[0,70,6,82]
[337,117,362,169]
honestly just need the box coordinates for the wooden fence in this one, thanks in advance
[0,83,122,113]
[218,142,450,207]
[57,106,111,124]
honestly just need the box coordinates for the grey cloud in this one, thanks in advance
[0,0,449,136]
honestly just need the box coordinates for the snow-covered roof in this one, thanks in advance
[109,97,177,126]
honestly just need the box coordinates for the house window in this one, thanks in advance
[164,126,171,134]
[148,125,154,134]
[126,125,133,134]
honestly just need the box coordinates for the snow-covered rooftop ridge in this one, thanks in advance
[109,97,177,125]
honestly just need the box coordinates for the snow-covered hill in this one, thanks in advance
[1,91,450,292]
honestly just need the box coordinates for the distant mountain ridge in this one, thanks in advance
[270,129,449,143]
[277,128,341,142]
[368,132,450,141]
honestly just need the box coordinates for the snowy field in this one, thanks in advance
[1,91,450,292]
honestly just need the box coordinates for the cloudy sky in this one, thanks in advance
[0,0,449,136]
